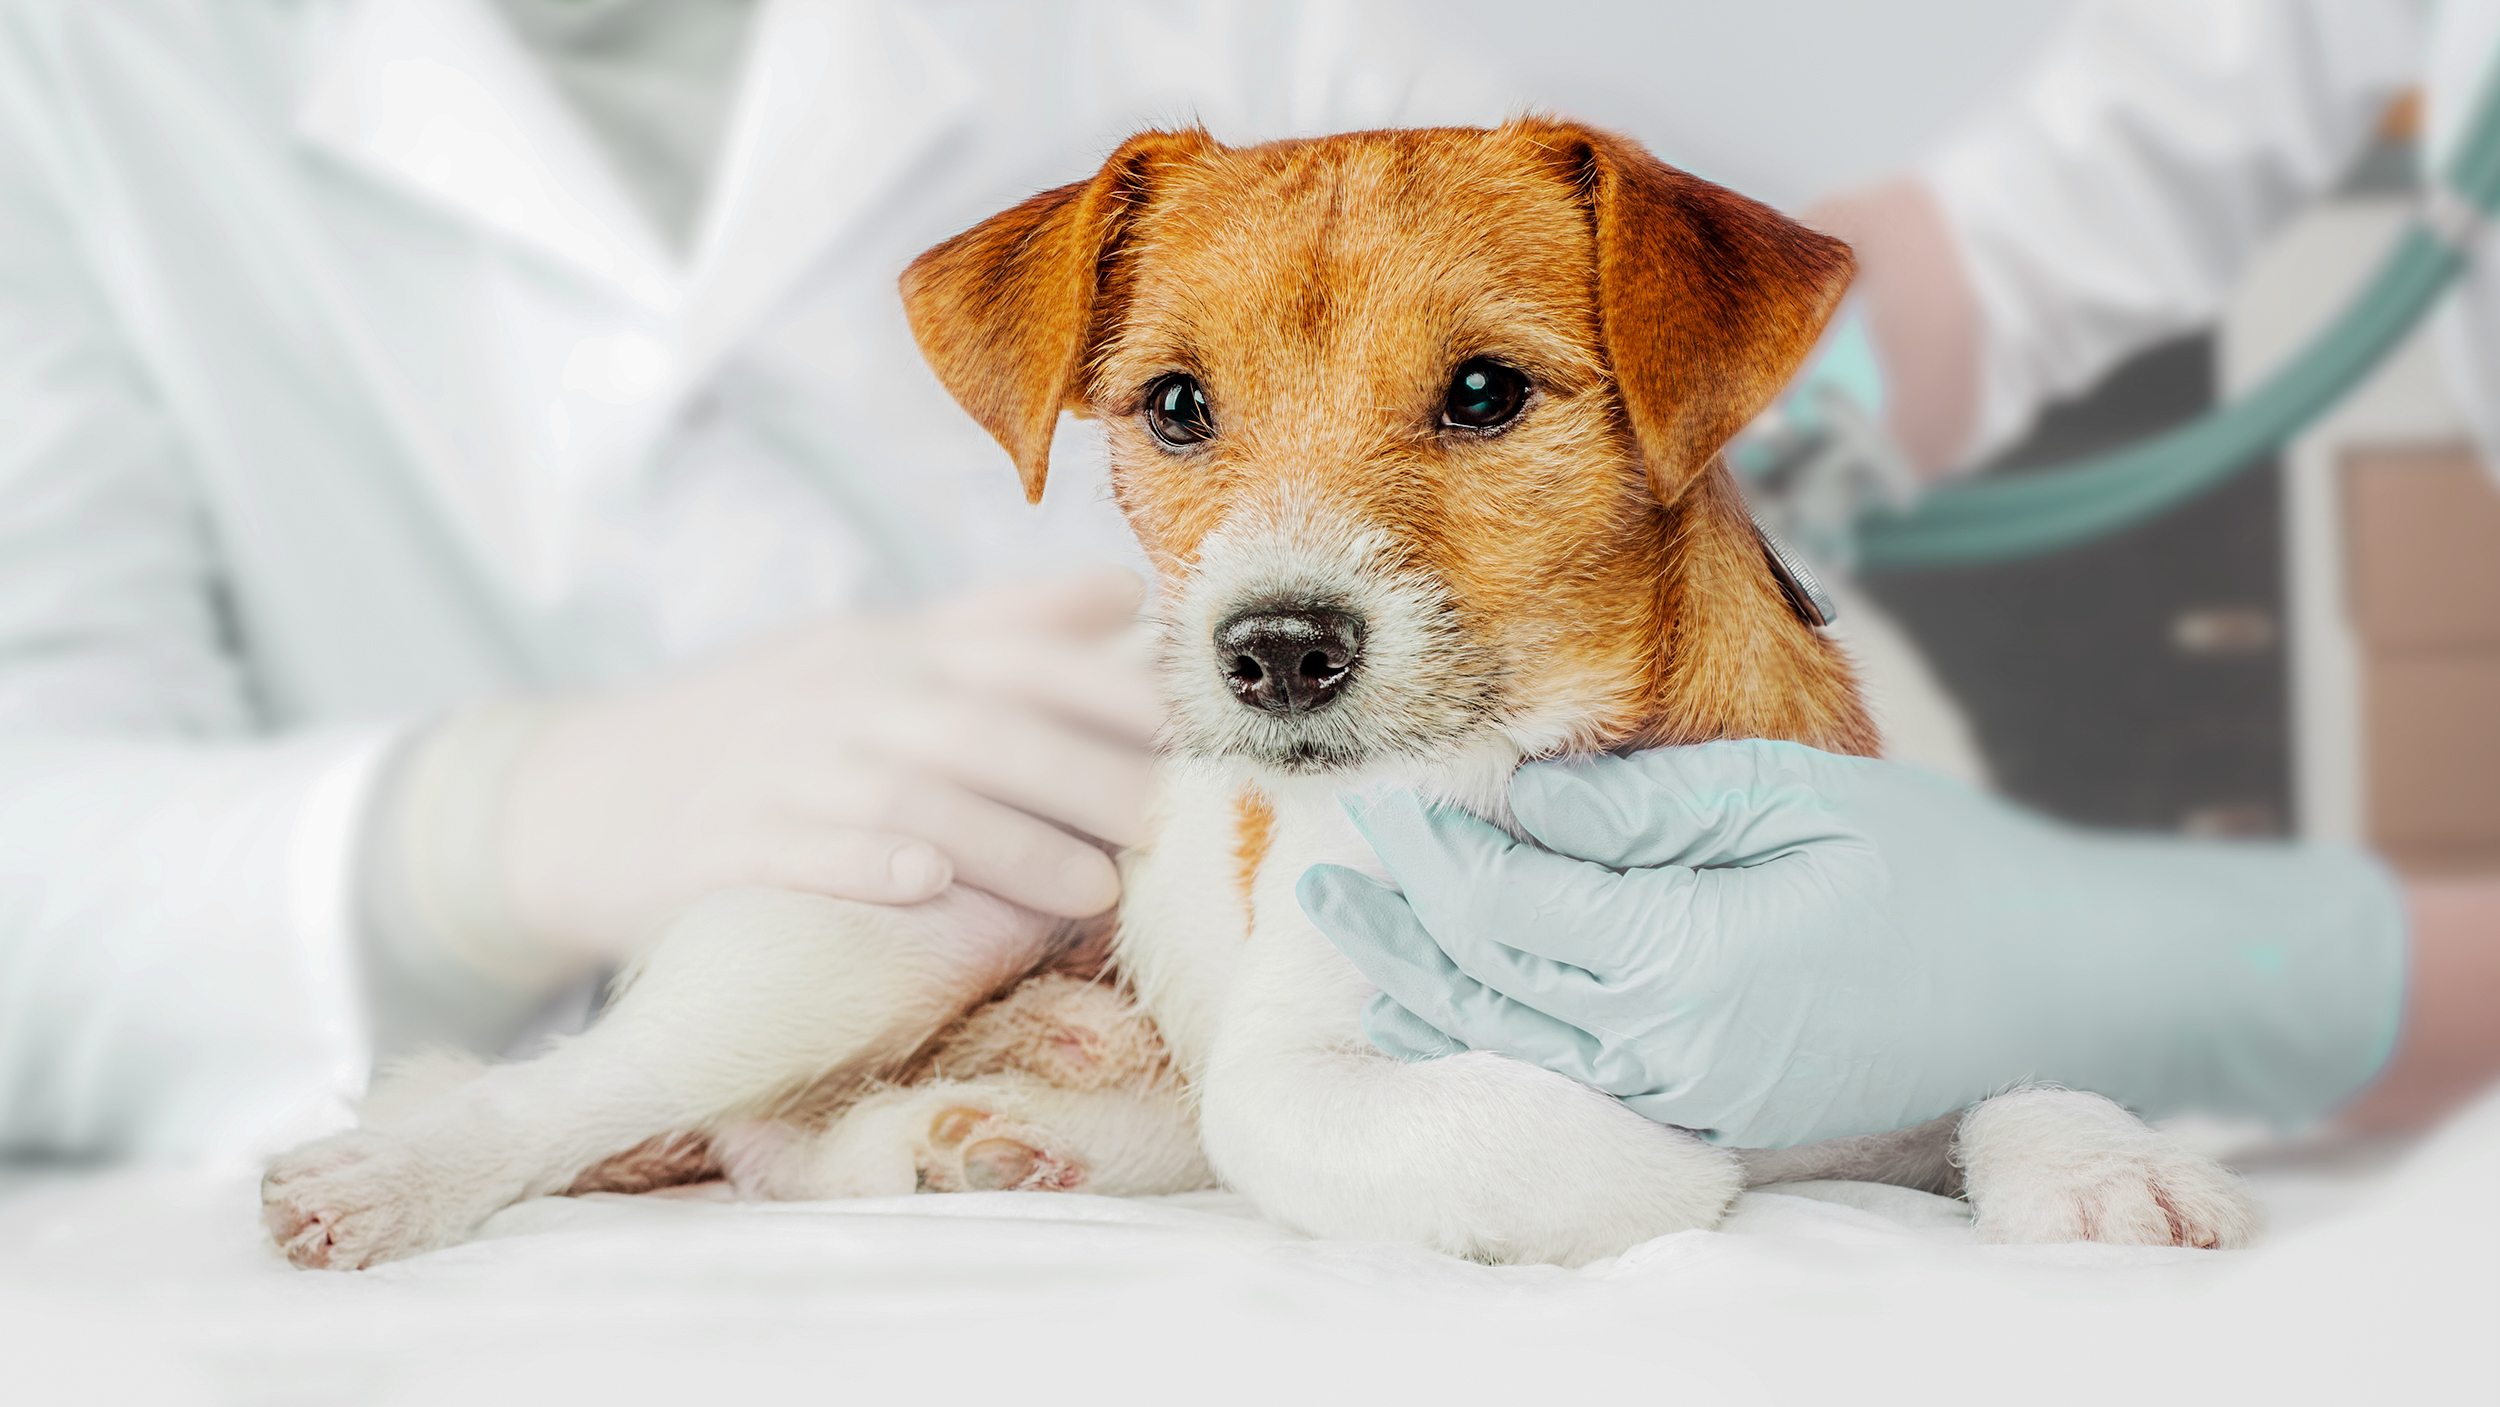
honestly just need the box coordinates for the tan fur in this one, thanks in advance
[566,1132,722,1196]
[1231,785,1274,924]
[905,118,1875,758]
[926,974,1174,1093]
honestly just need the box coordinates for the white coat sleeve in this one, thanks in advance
[1921,0,2428,469]
[0,65,387,1164]
[2427,0,2500,480]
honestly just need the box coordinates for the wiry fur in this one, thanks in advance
[1159,500,1498,773]
[263,119,2254,1271]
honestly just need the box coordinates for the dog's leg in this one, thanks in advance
[718,1072,1211,1200]
[1952,1087,2260,1249]
[1197,1037,1738,1267]
[1735,1112,1963,1196]
[262,885,1051,1269]
[719,971,1214,1201]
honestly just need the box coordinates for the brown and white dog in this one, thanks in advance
[263,119,2258,1270]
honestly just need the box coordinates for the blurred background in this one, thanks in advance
[1499,0,2494,872]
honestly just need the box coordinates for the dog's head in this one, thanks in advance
[904,119,1875,780]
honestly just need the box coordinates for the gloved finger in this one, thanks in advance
[819,766,1122,918]
[927,630,1165,747]
[1362,991,1466,1062]
[1617,1090,1719,1141]
[924,567,1147,638]
[1509,740,1859,872]
[1296,864,1610,1086]
[875,693,1156,848]
[749,829,955,906]
[1342,788,1675,983]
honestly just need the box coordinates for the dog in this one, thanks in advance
[263,118,2260,1270]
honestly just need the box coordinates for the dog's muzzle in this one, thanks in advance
[1214,606,1365,715]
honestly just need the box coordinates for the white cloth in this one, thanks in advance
[3,1091,2494,1405]
[0,0,1492,1162]
[1917,0,2493,470]
[486,0,758,249]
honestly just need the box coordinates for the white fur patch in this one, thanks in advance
[1160,494,1500,774]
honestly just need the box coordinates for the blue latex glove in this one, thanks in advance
[1297,741,2407,1149]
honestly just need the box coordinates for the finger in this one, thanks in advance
[874,695,1155,848]
[1509,740,1860,871]
[828,767,1122,917]
[1343,788,1676,981]
[924,567,1147,638]
[748,829,955,906]
[926,631,1165,746]
[1362,992,1466,1062]
[1295,864,1610,1085]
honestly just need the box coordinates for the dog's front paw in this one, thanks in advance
[261,1130,458,1270]
[1956,1089,2259,1250]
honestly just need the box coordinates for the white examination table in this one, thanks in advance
[4,1089,2493,1406]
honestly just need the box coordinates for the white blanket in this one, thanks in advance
[5,1092,2494,1407]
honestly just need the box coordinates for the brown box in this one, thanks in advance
[2365,656,2500,868]
[2344,444,2500,651]
[2344,444,2500,873]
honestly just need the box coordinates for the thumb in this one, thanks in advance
[1510,740,1860,870]
[1362,993,1467,1062]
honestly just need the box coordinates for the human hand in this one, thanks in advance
[502,568,1161,960]
[1298,740,2406,1148]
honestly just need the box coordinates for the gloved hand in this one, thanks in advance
[1298,740,2407,1149]
[502,568,1160,960]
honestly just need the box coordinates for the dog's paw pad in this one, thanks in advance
[961,1138,1042,1190]
[919,1108,1084,1193]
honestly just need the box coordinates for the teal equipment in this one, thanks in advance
[1850,60,2500,573]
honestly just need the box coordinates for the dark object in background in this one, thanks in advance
[1863,334,2292,836]
[1860,134,2428,838]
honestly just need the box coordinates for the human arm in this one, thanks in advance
[1809,0,2425,477]
[1301,742,2412,1149]
[0,70,390,1162]
[2340,874,2500,1129]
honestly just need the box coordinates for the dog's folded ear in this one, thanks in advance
[902,129,1215,504]
[1516,119,1856,506]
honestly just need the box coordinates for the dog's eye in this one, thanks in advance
[1443,359,1529,432]
[1144,374,1216,448]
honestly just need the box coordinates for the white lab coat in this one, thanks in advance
[1918,0,2500,472]
[0,0,1490,1162]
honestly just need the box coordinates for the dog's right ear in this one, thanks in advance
[902,129,1214,504]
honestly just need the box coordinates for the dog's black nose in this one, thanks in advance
[1216,608,1365,715]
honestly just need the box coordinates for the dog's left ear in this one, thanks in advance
[902,128,1215,504]
[1519,120,1855,505]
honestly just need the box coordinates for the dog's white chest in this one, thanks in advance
[1114,753,1523,1078]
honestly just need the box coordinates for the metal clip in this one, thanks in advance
[1752,514,1836,628]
